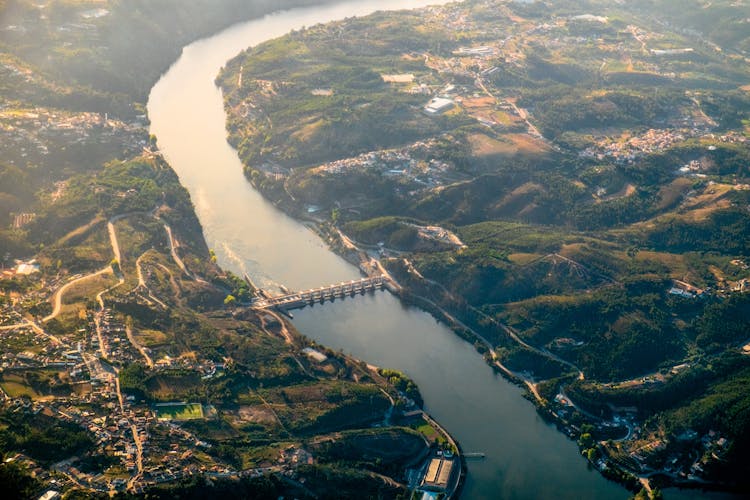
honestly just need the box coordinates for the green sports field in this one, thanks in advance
[154,402,204,421]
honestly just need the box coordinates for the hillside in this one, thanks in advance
[0,1,446,498]
[219,0,750,493]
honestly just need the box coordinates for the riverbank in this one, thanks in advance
[243,157,647,490]
[245,154,742,498]
[313,222,731,497]
[213,0,750,493]
[147,1,647,497]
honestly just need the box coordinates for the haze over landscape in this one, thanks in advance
[0,1,749,499]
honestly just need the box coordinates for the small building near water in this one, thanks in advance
[302,347,328,363]
[421,456,455,492]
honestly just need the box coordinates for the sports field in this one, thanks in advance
[154,402,204,420]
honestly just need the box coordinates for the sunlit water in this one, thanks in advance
[147,1,736,498]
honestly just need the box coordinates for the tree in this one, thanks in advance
[224,294,236,307]
[0,461,40,499]
[578,432,594,449]
[631,488,649,500]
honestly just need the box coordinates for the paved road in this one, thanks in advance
[43,267,112,322]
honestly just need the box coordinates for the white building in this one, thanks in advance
[424,97,454,115]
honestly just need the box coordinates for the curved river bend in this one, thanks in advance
[147,1,730,498]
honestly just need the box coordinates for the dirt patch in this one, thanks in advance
[505,133,551,154]
[635,251,687,275]
[508,253,542,265]
[237,405,278,424]
[654,178,693,211]
[468,133,518,156]
[291,116,326,143]
[683,198,731,221]
[677,183,733,222]
[462,96,496,108]
[135,329,169,347]
[381,74,415,83]
[558,243,588,258]
[50,180,68,202]
[601,183,636,202]
[491,109,519,126]
[146,373,201,399]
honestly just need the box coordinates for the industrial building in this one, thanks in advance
[421,456,455,491]
[424,97,454,115]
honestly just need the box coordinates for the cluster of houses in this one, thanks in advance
[315,138,461,195]
[0,106,146,166]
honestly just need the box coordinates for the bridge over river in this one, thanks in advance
[251,276,393,311]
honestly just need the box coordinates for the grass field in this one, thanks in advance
[0,370,67,400]
[413,421,446,445]
[62,271,117,305]
[154,402,204,421]
[0,380,40,398]
[135,329,169,347]
[469,133,519,156]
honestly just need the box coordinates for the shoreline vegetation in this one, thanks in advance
[219,1,750,497]
[245,158,645,493]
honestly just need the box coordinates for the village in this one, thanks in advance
[0,105,148,168]
[312,138,467,195]
[0,249,459,498]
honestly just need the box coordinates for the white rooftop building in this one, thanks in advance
[424,97,454,115]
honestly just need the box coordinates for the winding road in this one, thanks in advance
[43,267,113,323]
[400,258,584,387]
[135,253,168,309]
[126,323,154,368]
[44,210,195,324]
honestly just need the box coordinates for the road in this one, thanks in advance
[397,273,542,401]
[474,76,545,140]
[1,318,64,346]
[125,323,154,368]
[521,253,618,286]
[402,258,584,382]
[136,253,146,287]
[254,389,289,434]
[114,375,144,484]
[0,322,35,331]
[107,219,123,265]
[163,223,192,278]
[134,253,168,309]
[259,308,294,344]
[21,208,199,493]
[43,267,112,323]
[157,263,184,306]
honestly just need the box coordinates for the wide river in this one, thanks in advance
[147,1,733,498]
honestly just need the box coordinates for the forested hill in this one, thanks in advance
[0,0,339,114]
[218,0,750,491]
[630,0,750,54]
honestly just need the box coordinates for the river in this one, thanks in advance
[147,1,732,498]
